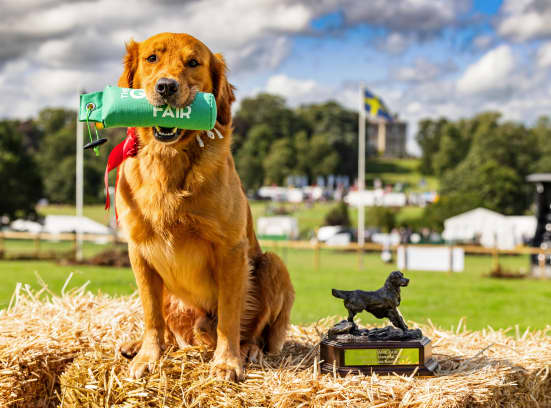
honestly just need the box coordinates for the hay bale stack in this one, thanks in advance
[0,279,143,407]
[59,322,551,407]
[0,283,550,407]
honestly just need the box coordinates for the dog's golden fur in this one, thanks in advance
[115,33,294,380]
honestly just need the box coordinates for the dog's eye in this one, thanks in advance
[187,59,199,68]
[146,54,157,63]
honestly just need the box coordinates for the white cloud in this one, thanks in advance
[0,0,323,119]
[392,58,455,82]
[0,0,319,70]
[0,0,478,119]
[2,0,551,158]
[265,74,330,106]
[497,0,551,42]
[377,33,413,54]
[457,45,515,95]
[349,0,470,54]
[341,0,469,33]
[473,34,494,50]
[262,54,551,156]
[406,102,423,115]
[537,42,551,68]
[261,76,426,153]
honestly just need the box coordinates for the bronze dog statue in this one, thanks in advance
[332,271,409,331]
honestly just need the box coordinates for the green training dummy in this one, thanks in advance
[79,86,217,130]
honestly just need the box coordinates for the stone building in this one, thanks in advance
[367,119,407,157]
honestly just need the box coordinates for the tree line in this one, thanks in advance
[0,109,124,221]
[233,93,359,191]
[0,94,361,221]
[2,95,550,231]
[417,112,551,229]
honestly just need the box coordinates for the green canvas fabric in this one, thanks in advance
[79,86,217,130]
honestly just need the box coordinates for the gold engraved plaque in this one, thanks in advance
[344,348,420,366]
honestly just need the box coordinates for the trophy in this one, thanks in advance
[320,271,437,376]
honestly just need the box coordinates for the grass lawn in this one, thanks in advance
[0,261,135,308]
[1,248,549,332]
[2,239,116,258]
[281,249,549,332]
[365,158,439,192]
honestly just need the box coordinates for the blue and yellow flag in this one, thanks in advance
[364,89,392,121]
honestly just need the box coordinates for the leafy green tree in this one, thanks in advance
[308,133,340,177]
[440,159,522,214]
[35,108,122,204]
[366,206,397,232]
[296,102,358,177]
[324,201,351,227]
[236,124,272,190]
[233,95,359,190]
[233,94,305,188]
[263,138,295,185]
[432,122,465,176]
[293,130,311,178]
[0,121,43,221]
[415,118,448,175]
[531,116,551,173]
[426,113,542,230]
[233,93,302,154]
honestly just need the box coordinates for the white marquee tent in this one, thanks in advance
[257,216,298,240]
[442,208,536,250]
[10,215,111,236]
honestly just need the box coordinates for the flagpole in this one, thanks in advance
[76,89,84,262]
[358,83,366,270]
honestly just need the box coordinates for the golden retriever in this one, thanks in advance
[115,32,294,381]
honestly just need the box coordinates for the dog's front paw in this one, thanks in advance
[120,338,142,359]
[212,349,243,382]
[128,343,161,379]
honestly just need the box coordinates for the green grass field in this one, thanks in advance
[365,158,439,192]
[3,238,115,258]
[25,158,546,333]
[1,248,549,332]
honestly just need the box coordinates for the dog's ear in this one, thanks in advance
[118,40,139,88]
[210,53,235,126]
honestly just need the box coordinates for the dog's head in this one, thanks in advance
[118,32,235,145]
[387,270,409,288]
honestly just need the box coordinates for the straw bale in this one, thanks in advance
[0,278,143,407]
[0,281,550,407]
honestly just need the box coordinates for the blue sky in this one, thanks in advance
[2,0,551,154]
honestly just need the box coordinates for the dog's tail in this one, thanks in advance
[331,289,352,300]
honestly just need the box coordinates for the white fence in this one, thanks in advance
[397,245,464,272]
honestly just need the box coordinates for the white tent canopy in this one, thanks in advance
[344,190,407,207]
[257,216,298,239]
[443,208,536,249]
[10,215,111,235]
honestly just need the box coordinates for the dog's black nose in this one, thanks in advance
[155,78,179,97]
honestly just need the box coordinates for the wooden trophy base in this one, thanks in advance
[320,335,438,376]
